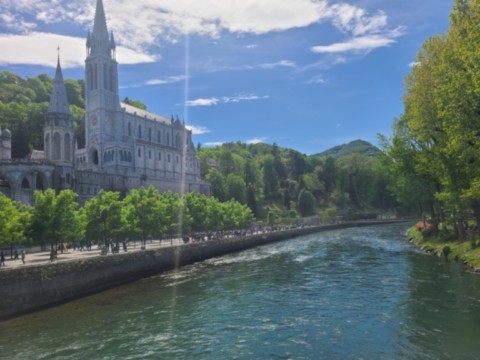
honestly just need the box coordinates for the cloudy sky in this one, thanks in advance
[1,0,454,154]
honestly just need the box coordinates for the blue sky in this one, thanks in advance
[0,0,454,154]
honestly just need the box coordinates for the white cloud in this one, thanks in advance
[327,4,387,37]
[0,32,157,68]
[204,141,225,147]
[245,60,296,70]
[310,4,403,57]
[145,76,186,85]
[306,75,327,84]
[311,33,399,54]
[223,94,269,103]
[1,1,402,66]
[246,44,258,49]
[186,125,211,135]
[186,93,268,106]
[186,98,220,107]
[246,137,266,144]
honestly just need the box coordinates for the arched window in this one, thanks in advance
[138,124,142,139]
[45,134,50,159]
[167,132,170,146]
[53,132,61,160]
[21,177,31,189]
[128,152,132,162]
[148,128,152,141]
[65,133,71,162]
[128,122,131,136]
[158,130,161,143]
[92,149,99,165]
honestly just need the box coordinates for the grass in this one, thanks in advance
[407,226,480,271]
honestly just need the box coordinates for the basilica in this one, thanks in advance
[0,0,210,204]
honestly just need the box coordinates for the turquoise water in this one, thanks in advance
[1,223,480,359]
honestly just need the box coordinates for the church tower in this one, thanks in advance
[44,54,75,189]
[85,0,120,166]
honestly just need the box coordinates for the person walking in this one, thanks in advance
[21,250,26,265]
[0,251,5,266]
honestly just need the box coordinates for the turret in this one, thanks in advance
[44,54,75,164]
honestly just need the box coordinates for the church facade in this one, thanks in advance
[0,0,210,204]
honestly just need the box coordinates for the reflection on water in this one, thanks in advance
[1,223,480,359]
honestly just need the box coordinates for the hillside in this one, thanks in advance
[313,140,381,159]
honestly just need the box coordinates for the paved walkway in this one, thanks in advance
[0,238,186,270]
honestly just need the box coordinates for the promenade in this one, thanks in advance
[0,238,185,269]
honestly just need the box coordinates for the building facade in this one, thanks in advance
[0,0,209,204]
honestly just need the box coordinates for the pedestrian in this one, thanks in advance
[21,250,25,265]
[14,249,19,260]
[0,251,5,266]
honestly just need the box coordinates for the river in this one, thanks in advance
[1,223,480,359]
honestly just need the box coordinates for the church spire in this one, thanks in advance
[93,0,109,42]
[88,0,112,57]
[48,50,70,114]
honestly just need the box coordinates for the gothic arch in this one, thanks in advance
[21,177,31,189]
[65,133,71,162]
[90,148,99,165]
[53,132,61,160]
[45,133,50,160]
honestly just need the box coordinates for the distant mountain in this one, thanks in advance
[313,140,381,159]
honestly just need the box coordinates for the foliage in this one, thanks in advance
[122,97,147,110]
[198,141,395,222]
[313,139,381,159]
[381,0,480,231]
[0,194,29,248]
[28,189,81,246]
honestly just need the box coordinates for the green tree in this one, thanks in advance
[0,194,29,256]
[84,190,123,244]
[297,189,316,216]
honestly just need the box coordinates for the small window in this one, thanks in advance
[176,156,179,164]
[138,148,141,157]
[158,130,161,143]
[138,124,142,138]
[148,150,151,159]
[168,154,171,162]
[158,152,162,160]
[128,122,131,136]
[148,128,152,141]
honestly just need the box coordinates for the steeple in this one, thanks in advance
[88,0,112,57]
[48,51,70,114]
[93,0,109,42]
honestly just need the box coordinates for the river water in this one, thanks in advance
[1,223,480,359]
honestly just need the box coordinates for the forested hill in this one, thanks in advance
[197,141,398,223]
[313,140,381,159]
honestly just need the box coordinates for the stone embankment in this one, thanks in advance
[0,220,407,321]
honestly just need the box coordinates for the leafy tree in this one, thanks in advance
[0,194,29,255]
[123,97,147,110]
[297,189,316,216]
[225,173,247,204]
[84,190,123,244]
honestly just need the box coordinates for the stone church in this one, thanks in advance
[0,0,210,204]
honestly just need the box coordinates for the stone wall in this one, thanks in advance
[0,220,406,321]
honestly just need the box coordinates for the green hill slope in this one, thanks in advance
[313,139,380,159]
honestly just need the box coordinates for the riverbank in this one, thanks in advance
[406,226,480,272]
[0,219,409,321]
